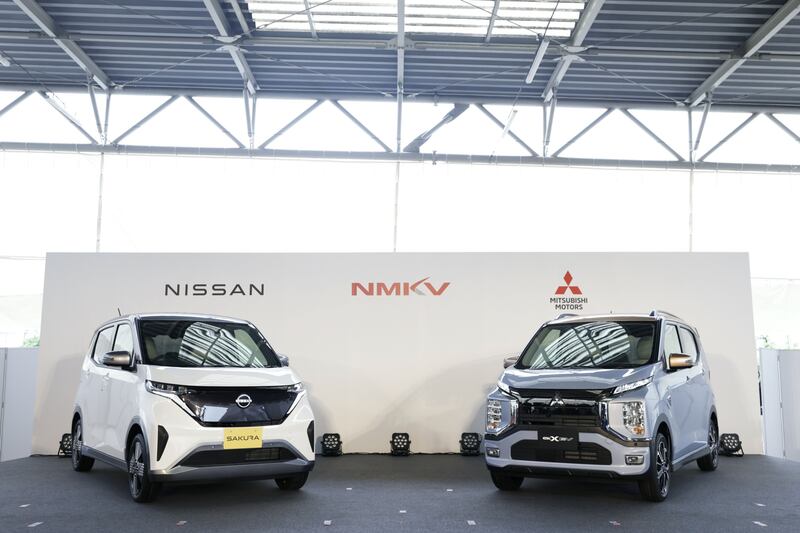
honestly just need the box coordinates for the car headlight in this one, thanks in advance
[145,380,191,396]
[607,400,647,439]
[612,376,652,396]
[486,395,518,434]
[287,382,305,393]
[623,401,646,436]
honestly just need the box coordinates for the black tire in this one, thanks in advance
[490,470,524,491]
[127,432,161,503]
[275,472,309,491]
[697,417,720,472]
[638,432,671,502]
[71,417,94,472]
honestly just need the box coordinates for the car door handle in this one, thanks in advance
[102,373,110,381]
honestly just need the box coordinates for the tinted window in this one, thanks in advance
[664,324,682,358]
[679,327,699,363]
[139,319,280,368]
[113,324,134,354]
[517,321,657,370]
[92,326,115,363]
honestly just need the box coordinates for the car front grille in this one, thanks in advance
[177,387,298,427]
[180,447,297,467]
[510,440,612,465]
[516,401,601,428]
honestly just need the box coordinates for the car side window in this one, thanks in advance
[92,326,116,364]
[679,327,699,364]
[113,323,134,355]
[663,324,682,359]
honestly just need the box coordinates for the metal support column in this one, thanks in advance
[393,0,406,252]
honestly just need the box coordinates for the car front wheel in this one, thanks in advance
[638,432,671,502]
[71,417,94,472]
[127,433,161,503]
[490,470,524,491]
[275,472,309,490]
[697,417,719,471]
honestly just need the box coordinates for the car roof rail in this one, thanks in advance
[649,309,683,321]
[556,313,579,320]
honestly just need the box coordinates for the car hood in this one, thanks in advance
[144,365,301,388]
[500,364,656,391]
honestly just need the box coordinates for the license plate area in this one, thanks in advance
[223,427,263,449]
[537,428,579,450]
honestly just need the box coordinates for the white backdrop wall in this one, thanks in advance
[34,252,761,454]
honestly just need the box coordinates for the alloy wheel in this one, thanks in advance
[709,422,719,467]
[72,422,82,466]
[128,440,145,497]
[656,438,671,497]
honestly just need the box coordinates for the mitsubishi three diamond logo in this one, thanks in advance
[550,270,588,311]
[555,271,582,295]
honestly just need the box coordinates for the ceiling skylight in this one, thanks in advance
[247,1,585,39]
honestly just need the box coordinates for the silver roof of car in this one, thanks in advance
[548,310,687,325]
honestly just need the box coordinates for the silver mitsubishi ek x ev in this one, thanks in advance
[485,311,719,501]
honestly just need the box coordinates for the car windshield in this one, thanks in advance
[516,321,657,370]
[138,319,280,368]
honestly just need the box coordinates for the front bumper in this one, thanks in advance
[151,449,313,483]
[485,429,651,478]
[142,389,315,482]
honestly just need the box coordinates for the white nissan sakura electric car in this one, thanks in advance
[71,314,315,502]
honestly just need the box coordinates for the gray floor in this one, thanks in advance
[0,454,797,532]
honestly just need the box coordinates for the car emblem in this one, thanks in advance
[549,392,565,408]
[235,394,252,409]
[542,435,573,442]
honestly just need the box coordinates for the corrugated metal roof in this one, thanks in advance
[0,0,798,109]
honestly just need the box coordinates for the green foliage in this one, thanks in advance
[22,334,40,347]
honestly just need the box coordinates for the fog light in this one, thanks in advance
[486,447,500,458]
[625,455,644,465]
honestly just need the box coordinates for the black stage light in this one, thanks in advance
[321,433,343,456]
[459,432,482,456]
[390,433,411,456]
[57,433,73,457]
[719,433,744,456]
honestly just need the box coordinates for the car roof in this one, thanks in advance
[548,313,658,325]
[97,313,250,328]
[548,311,692,328]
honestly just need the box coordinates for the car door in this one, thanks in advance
[661,322,693,459]
[104,322,140,460]
[83,325,115,449]
[679,326,708,451]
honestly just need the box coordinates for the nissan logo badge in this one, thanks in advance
[236,394,252,409]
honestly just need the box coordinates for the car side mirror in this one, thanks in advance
[102,350,132,368]
[278,354,290,367]
[503,356,518,369]
[667,353,693,371]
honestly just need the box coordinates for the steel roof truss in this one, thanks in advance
[184,95,244,148]
[474,103,538,156]
[258,99,324,149]
[686,0,800,106]
[11,0,111,89]
[330,100,391,152]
